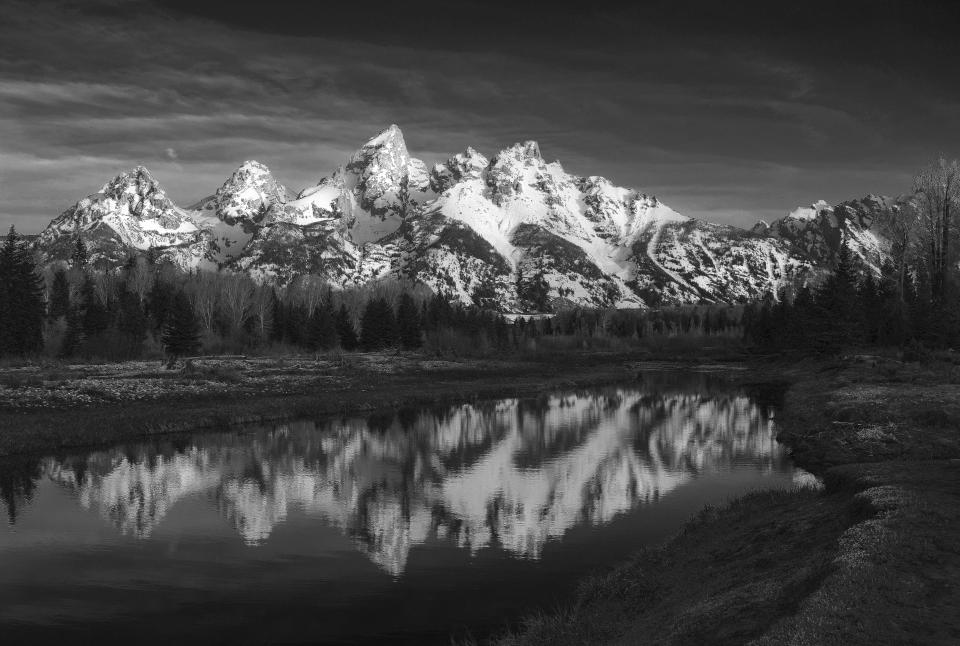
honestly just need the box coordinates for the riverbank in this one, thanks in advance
[0,349,725,457]
[490,352,960,645]
[2,351,958,644]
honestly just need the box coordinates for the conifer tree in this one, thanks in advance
[79,275,110,338]
[336,304,358,350]
[0,227,45,356]
[396,293,423,349]
[878,260,909,345]
[71,236,88,269]
[306,302,338,350]
[813,237,858,351]
[162,291,201,358]
[116,288,148,358]
[360,297,397,350]
[788,284,815,347]
[148,279,176,332]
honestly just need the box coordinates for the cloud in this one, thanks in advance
[1,0,957,234]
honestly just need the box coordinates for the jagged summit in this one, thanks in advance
[431,147,489,193]
[35,164,210,269]
[97,166,164,204]
[756,193,911,273]
[213,160,288,225]
[361,123,406,151]
[494,140,542,162]
[33,125,897,310]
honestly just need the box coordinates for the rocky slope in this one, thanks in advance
[753,195,913,275]
[35,167,217,269]
[34,125,901,310]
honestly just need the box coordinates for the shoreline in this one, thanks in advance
[3,351,957,644]
[489,353,960,645]
[0,350,720,458]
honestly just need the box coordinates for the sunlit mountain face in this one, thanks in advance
[33,382,790,576]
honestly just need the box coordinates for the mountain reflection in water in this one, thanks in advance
[11,384,792,577]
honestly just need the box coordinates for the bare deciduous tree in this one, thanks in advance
[220,274,256,334]
[913,156,960,303]
[93,270,119,306]
[292,274,326,316]
[126,256,154,303]
[251,285,274,340]
[186,272,219,332]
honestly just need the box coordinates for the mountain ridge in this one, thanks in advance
[33,125,908,311]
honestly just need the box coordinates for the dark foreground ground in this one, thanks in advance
[1,350,959,644]
[0,351,655,457]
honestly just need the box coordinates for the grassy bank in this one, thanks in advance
[487,353,960,646]
[0,349,692,458]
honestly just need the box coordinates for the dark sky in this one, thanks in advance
[3,0,959,233]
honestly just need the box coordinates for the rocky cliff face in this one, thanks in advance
[753,194,912,275]
[34,125,898,310]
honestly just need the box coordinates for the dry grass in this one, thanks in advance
[487,487,848,646]
[485,354,960,646]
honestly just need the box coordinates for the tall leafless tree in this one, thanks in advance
[186,272,219,332]
[251,285,274,341]
[220,274,255,335]
[913,156,960,303]
[93,269,120,306]
[292,274,326,316]
[126,256,154,304]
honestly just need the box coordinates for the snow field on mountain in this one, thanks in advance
[35,125,902,309]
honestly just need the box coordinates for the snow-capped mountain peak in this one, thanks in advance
[99,166,161,202]
[431,147,489,193]
[36,165,212,269]
[335,124,433,243]
[213,160,288,225]
[34,125,899,310]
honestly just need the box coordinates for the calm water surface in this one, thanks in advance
[0,371,812,644]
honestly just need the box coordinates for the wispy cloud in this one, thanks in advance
[1,0,957,232]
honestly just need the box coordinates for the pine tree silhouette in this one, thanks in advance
[397,293,423,349]
[80,275,110,338]
[0,227,45,356]
[306,302,338,350]
[116,288,148,358]
[336,304,358,350]
[814,236,858,351]
[162,291,201,358]
[71,236,88,269]
[360,297,397,350]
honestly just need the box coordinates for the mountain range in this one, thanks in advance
[32,125,913,310]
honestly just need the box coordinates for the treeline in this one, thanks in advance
[0,231,513,360]
[745,156,960,355]
[0,228,746,361]
[744,239,958,354]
